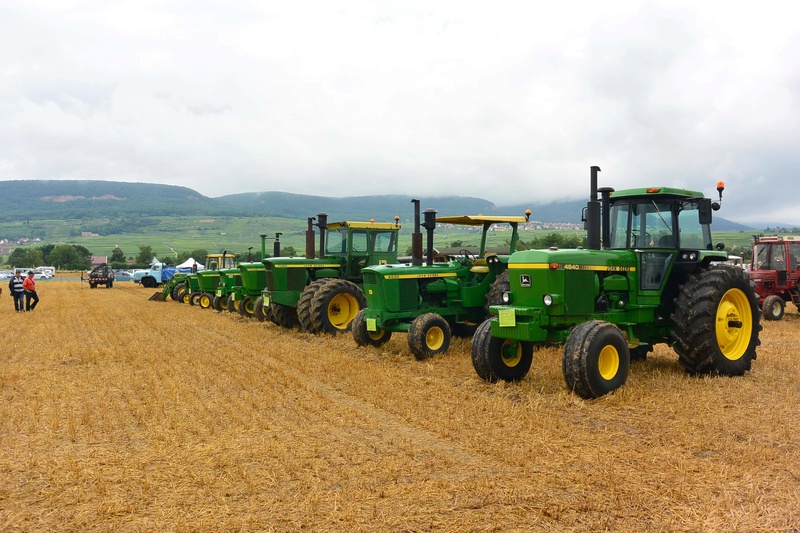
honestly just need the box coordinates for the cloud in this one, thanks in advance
[1,1,799,225]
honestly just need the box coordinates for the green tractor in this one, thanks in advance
[472,166,762,399]
[177,253,238,306]
[222,234,281,319]
[262,213,401,333]
[352,199,531,360]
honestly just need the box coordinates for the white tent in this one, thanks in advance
[176,258,205,270]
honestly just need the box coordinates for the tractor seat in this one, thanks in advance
[470,259,490,274]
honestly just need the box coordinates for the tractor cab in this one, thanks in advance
[749,235,800,320]
[323,221,401,278]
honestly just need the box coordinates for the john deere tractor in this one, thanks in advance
[177,253,238,306]
[472,166,761,399]
[262,213,401,333]
[352,199,531,360]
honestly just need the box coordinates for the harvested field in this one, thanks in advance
[1,282,799,531]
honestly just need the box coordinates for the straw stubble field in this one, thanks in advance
[1,282,798,531]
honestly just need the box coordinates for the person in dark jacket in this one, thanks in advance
[22,270,39,311]
[8,270,25,312]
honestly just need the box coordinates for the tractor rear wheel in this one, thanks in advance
[310,279,366,334]
[562,320,630,399]
[298,280,328,332]
[226,294,238,313]
[239,294,255,318]
[471,319,533,382]
[190,292,202,306]
[270,303,299,329]
[408,313,452,360]
[762,295,784,321]
[671,265,761,376]
[352,309,392,347]
[484,270,510,316]
[199,293,213,309]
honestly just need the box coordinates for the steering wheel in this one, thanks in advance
[459,249,477,265]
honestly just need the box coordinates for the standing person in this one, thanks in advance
[9,270,25,312]
[23,270,39,312]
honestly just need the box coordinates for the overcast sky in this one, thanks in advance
[2,1,799,225]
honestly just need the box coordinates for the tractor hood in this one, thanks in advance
[509,248,637,271]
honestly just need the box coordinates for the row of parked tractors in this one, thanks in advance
[149,166,777,400]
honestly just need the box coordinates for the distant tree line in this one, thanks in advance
[6,244,93,270]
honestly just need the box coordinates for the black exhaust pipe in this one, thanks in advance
[274,232,282,257]
[317,212,328,259]
[586,166,602,250]
[422,208,437,266]
[411,199,423,266]
[305,217,316,259]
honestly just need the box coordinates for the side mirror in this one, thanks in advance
[716,242,725,250]
[699,198,713,225]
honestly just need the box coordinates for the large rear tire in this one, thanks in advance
[562,320,631,399]
[310,279,366,334]
[408,313,452,360]
[484,270,510,315]
[271,303,299,329]
[762,295,784,321]
[298,280,328,332]
[671,265,761,376]
[352,309,392,347]
[471,319,533,382]
[171,282,185,301]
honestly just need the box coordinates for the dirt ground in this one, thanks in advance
[1,282,798,531]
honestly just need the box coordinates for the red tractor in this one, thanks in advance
[749,235,800,320]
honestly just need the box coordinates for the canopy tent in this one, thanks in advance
[175,258,205,270]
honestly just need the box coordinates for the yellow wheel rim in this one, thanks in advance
[368,329,385,341]
[328,293,359,329]
[500,339,522,367]
[425,326,445,350]
[716,288,752,360]
[598,345,620,381]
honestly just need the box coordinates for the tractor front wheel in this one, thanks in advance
[352,309,392,347]
[270,303,299,329]
[298,280,328,333]
[190,292,202,306]
[563,320,631,399]
[239,294,255,318]
[178,290,190,304]
[226,294,238,313]
[762,295,784,321]
[484,270,510,316]
[408,313,452,360]
[471,319,533,382]
[310,279,366,334]
[212,295,225,311]
[671,265,761,376]
[199,293,213,309]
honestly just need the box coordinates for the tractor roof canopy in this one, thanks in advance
[611,187,705,199]
[435,214,530,226]
[327,221,401,231]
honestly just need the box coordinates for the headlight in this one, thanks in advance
[502,291,510,304]
[543,294,553,306]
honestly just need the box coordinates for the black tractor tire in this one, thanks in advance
[190,292,202,306]
[212,295,224,311]
[239,294,255,318]
[199,293,214,309]
[671,265,761,376]
[484,270,510,315]
[142,276,156,289]
[562,320,631,399]
[298,280,328,333]
[270,303,300,329]
[352,309,392,347]
[252,296,267,322]
[178,290,190,305]
[171,282,185,301]
[89,282,96,289]
[309,279,367,334]
[762,295,784,321]
[471,319,534,382]
[408,313,452,360]
[226,294,238,313]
